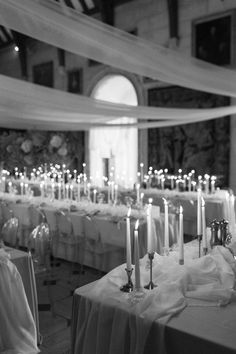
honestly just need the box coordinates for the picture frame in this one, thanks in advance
[67,69,83,94]
[192,11,236,66]
[33,61,54,87]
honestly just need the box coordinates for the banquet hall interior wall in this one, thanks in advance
[0,0,236,191]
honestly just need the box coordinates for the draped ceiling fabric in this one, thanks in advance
[0,0,236,129]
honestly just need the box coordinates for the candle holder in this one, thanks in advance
[128,287,146,305]
[120,268,133,293]
[197,234,202,258]
[144,252,157,290]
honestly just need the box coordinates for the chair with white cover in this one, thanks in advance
[0,250,39,353]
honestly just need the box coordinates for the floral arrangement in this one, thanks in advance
[0,129,84,173]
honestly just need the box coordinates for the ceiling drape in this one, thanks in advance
[0,0,235,129]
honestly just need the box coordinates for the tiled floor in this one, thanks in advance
[36,260,103,354]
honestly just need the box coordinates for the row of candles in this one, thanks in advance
[141,166,217,194]
[1,163,218,195]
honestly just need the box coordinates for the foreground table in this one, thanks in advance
[71,245,236,354]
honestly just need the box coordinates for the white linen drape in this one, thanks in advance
[1,0,236,98]
[0,74,235,130]
[0,0,236,129]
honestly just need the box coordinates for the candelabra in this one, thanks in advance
[120,268,133,293]
[144,252,157,290]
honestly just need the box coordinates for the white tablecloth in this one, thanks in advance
[71,244,236,354]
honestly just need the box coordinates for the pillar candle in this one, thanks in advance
[147,198,153,253]
[197,188,202,236]
[163,198,169,249]
[134,219,141,290]
[201,197,207,249]
[179,205,184,264]
[126,207,132,271]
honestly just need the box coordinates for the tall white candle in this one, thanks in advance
[140,163,144,183]
[163,198,169,249]
[179,205,184,264]
[114,184,118,204]
[126,207,132,271]
[58,182,61,200]
[136,183,140,204]
[93,189,97,203]
[201,197,207,250]
[134,219,141,290]
[197,188,202,236]
[147,198,153,253]
[77,177,81,202]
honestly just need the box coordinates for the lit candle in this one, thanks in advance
[134,219,141,290]
[140,192,144,208]
[58,182,61,200]
[126,207,132,271]
[204,174,210,194]
[163,198,169,249]
[136,183,140,204]
[20,182,24,195]
[93,189,97,203]
[70,184,73,200]
[87,182,91,201]
[188,173,192,192]
[140,163,144,183]
[179,206,184,265]
[197,188,202,236]
[65,184,69,199]
[147,198,154,253]
[114,184,118,204]
[77,176,81,202]
[201,197,207,250]
[211,176,216,193]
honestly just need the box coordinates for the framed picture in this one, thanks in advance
[67,69,83,94]
[192,11,236,66]
[33,61,54,87]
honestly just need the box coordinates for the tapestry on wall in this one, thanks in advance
[148,86,230,187]
[0,130,85,174]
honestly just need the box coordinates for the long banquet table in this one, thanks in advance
[71,243,236,354]
[0,194,178,272]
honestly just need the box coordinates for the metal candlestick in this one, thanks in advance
[144,252,157,290]
[197,234,202,258]
[120,268,133,293]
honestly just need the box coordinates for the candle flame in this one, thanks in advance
[135,219,139,230]
[179,205,183,214]
[148,198,153,204]
[162,197,168,205]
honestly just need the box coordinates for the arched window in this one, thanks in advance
[89,74,138,188]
